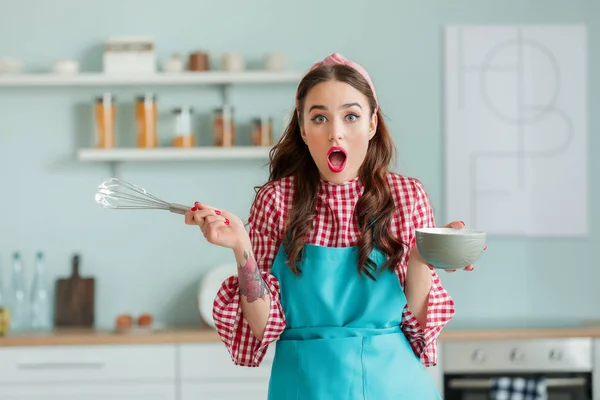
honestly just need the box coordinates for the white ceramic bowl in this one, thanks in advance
[415,227,486,270]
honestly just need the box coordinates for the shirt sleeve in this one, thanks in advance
[400,179,455,367]
[212,182,287,367]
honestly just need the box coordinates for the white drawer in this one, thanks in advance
[0,382,176,400]
[443,338,592,373]
[179,343,275,380]
[0,344,176,384]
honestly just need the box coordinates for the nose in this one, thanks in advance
[328,121,344,142]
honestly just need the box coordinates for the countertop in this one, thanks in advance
[0,326,221,347]
[3,324,600,347]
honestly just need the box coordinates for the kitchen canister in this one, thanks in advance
[263,52,287,71]
[221,53,244,72]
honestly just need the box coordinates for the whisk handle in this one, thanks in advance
[169,203,190,215]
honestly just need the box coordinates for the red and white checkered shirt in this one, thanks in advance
[212,172,455,368]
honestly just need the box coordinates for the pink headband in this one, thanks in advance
[295,52,379,113]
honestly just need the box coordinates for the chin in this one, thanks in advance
[320,169,358,184]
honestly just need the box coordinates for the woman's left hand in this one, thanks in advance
[440,221,476,273]
[411,220,483,273]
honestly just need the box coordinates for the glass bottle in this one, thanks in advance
[30,252,52,332]
[10,252,28,332]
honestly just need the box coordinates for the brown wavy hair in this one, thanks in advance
[253,64,406,280]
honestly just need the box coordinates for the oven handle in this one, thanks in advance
[447,377,587,389]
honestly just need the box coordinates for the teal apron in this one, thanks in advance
[268,243,442,399]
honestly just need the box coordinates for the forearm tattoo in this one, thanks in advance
[238,250,269,303]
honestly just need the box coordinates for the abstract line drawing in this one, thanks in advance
[444,25,587,237]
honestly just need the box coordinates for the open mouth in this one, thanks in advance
[327,146,347,173]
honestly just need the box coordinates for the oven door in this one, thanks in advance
[444,373,592,400]
[441,338,594,400]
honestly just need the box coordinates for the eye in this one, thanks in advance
[311,114,328,124]
[345,113,360,122]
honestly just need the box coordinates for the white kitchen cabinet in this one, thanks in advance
[0,344,177,400]
[0,383,176,400]
[0,339,444,399]
[178,343,274,379]
[178,343,275,400]
[0,344,176,384]
[181,382,269,400]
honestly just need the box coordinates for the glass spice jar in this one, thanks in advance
[136,93,158,148]
[251,117,273,146]
[213,105,235,147]
[94,93,116,149]
[171,106,195,148]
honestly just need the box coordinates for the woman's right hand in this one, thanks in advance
[185,201,248,250]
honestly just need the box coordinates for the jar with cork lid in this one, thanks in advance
[136,93,158,148]
[171,106,195,148]
[94,93,116,149]
[212,105,235,147]
[251,117,273,147]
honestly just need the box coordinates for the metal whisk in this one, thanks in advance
[95,178,190,215]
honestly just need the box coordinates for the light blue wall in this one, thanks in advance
[0,0,596,329]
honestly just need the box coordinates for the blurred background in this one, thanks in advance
[0,0,595,332]
[0,1,597,399]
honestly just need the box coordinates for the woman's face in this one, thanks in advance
[300,80,377,184]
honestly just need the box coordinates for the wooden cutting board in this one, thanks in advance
[55,254,95,327]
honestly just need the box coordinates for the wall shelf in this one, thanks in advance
[77,147,272,162]
[1,70,295,179]
[0,71,303,87]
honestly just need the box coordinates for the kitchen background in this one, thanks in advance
[0,0,596,331]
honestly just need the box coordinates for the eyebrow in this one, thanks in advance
[308,103,363,112]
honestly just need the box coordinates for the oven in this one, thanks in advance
[442,338,593,400]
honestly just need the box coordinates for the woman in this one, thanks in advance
[186,53,476,399]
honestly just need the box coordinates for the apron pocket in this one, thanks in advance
[362,332,441,400]
[298,336,365,399]
[271,336,365,400]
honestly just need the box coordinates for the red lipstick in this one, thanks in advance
[327,146,347,173]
